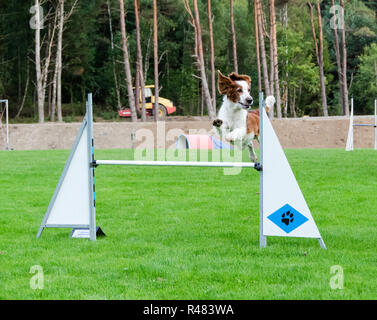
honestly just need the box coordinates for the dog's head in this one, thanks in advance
[218,70,253,110]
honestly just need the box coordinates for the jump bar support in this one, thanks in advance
[346,98,377,151]
[353,124,377,127]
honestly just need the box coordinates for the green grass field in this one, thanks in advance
[0,148,376,300]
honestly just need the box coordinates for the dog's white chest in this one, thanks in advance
[223,107,246,131]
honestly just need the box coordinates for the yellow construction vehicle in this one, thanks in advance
[118,85,176,120]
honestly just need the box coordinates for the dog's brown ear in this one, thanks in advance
[228,72,251,86]
[218,70,234,95]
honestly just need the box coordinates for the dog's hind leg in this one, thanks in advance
[248,140,258,162]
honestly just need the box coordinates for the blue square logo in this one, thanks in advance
[267,204,308,234]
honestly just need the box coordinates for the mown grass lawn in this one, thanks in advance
[0,148,376,300]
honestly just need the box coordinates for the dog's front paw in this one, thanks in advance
[212,118,223,127]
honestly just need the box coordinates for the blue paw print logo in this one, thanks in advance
[267,204,309,233]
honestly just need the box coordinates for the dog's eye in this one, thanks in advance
[237,88,242,93]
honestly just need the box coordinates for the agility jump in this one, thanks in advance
[37,93,326,249]
[346,97,377,151]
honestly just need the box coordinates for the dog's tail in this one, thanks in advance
[265,95,276,113]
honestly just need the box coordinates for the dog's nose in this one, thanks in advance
[246,97,253,105]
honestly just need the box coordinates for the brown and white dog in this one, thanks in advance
[212,71,275,162]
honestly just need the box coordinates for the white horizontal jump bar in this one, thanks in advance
[95,159,258,168]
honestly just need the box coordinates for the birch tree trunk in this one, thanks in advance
[43,9,58,113]
[56,0,64,122]
[35,0,59,122]
[269,18,274,98]
[282,86,288,117]
[153,0,159,121]
[135,0,146,121]
[308,2,328,116]
[35,0,44,123]
[282,3,289,117]
[45,16,52,118]
[270,0,282,118]
[340,0,349,116]
[331,0,345,115]
[230,0,238,73]
[51,55,58,121]
[208,0,216,110]
[316,2,328,116]
[119,0,137,122]
[308,3,319,62]
[135,55,140,115]
[254,0,262,92]
[192,0,216,120]
[107,0,121,109]
[183,0,200,114]
[290,87,297,118]
[184,0,215,120]
[48,0,78,122]
[256,0,271,114]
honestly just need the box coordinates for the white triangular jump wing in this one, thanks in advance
[261,108,323,240]
[44,121,91,227]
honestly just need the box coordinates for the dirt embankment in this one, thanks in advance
[1,115,376,150]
